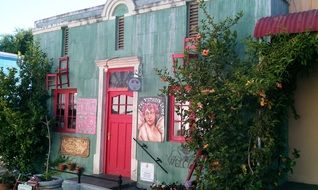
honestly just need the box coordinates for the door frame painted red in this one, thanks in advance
[104,67,134,177]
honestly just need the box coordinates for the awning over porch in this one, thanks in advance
[254,9,318,38]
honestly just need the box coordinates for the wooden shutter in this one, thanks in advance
[63,27,69,55]
[117,16,124,49]
[188,1,199,37]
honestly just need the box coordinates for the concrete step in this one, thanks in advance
[63,180,111,190]
[65,174,137,189]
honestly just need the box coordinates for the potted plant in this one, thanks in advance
[75,165,84,174]
[51,155,69,171]
[34,117,63,190]
[0,171,15,190]
[66,161,77,171]
[24,117,63,190]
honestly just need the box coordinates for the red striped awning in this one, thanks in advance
[254,9,318,38]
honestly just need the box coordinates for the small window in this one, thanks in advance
[169,95,190,142]
[62,27,69,56]
[54,89,77,133]
[111,94,133,115]
[109,70,133,88]
[116,16,125,50]
[187,1,199,37]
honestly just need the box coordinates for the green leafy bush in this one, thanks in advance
[155,1,318,189]
[0,30,51,174]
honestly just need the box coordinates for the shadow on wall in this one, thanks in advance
[280,181,318,190]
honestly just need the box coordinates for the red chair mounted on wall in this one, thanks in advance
[46,56,70,89]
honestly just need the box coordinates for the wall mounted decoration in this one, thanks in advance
[60,136,90,157]
[76,98,97,134]
[137,96,165,142]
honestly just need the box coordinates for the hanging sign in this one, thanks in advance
[128,77,141,91]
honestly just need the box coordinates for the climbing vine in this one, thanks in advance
[156,1,318,189]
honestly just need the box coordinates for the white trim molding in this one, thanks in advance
[94,56,140,181]
[102,0,136,20]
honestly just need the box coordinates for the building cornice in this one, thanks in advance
[33,0,186,34]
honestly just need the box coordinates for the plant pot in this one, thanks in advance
[58,163,66,171]
[38,177,63,190]
[0,183,8,190]
[67,163,76,171]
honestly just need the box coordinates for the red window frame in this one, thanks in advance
[169,95,190,142]
[53,88,77,133]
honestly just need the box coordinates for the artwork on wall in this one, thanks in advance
[60,136,90,157]
[76,98,97,134]
[137,96,165,142]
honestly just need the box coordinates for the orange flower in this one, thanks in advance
[160,76,168,82]
[258,90,266,98]
[172,85,181,91]
[184,85,192,92]
[203,144,209,149]
[196,34,201,40]
[260,97,267,107]
[276,82,283,89]
[211,160,221,171]
[202,49,209,56]
[209,113,216,120]
[197,102,203,109]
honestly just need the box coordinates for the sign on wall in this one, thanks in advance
[60,136,90,157]
[137,96,165,142]
[76,98,97,134]
[128,77,142,91]
[18,184,32,190]
[140,162,155,182]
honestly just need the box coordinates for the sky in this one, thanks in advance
[0,0,106,35]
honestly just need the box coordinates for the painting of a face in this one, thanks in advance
[138,97,165,142]
[145,108,156,126]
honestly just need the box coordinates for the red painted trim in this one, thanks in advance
[169,95,186,143]
[172,53,184,73]
[104,67,134,176]
[53,88,77,133]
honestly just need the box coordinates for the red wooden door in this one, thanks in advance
[105,90,133,177]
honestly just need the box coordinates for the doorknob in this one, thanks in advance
[107,133,111,141]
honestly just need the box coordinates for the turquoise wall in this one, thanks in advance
[35,0,287,187]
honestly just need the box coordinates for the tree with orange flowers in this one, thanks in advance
[154,0,318,189]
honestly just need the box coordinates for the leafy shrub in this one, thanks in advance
[0,30,52,174]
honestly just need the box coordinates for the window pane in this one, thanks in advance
[112,105,118,114]
[174,121,182,136]
[120,95,126,104]
[68,117,76,129]
[127,96,133,104]
[57,116,64,128]
[174,111,181,122]
[109,71,133,88]
[126,105,133,115]
[119,105,125,114]
[58,94,65,104]
[112,96,119,104]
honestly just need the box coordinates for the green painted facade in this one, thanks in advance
[34,0,288,187]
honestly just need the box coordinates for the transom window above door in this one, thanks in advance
[109,71,134,88]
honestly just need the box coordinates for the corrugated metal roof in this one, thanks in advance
[0,51,17,60]
[254,9,318,38]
